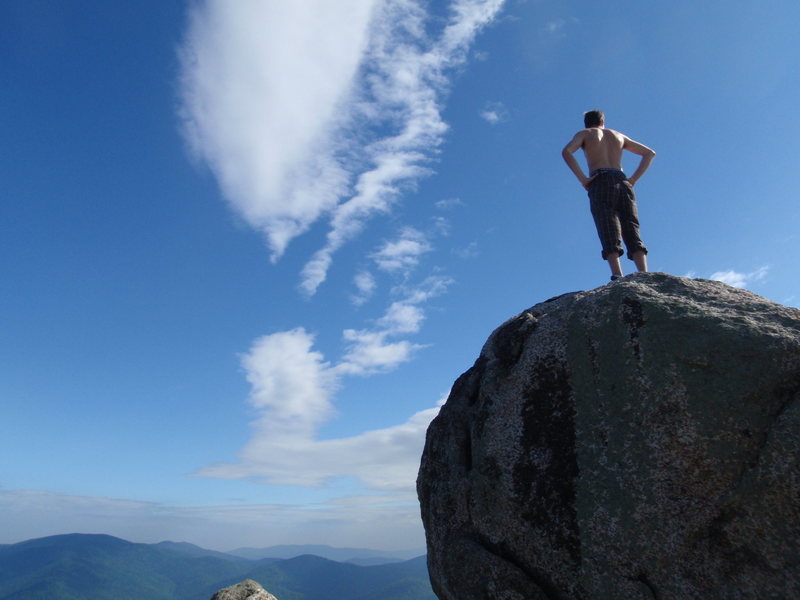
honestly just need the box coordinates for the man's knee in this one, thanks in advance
[626,246,648,260]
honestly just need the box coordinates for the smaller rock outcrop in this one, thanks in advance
[211,579,278,600]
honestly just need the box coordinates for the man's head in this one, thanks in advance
[584,110,605,128]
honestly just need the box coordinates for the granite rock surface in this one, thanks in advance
[211,579,278,600]
[417,273,800,599]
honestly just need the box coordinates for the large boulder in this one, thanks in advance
[211,579,278,600]
[417,273,800,599]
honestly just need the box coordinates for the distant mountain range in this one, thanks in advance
[226,544,424,565]
[0,534,434,600]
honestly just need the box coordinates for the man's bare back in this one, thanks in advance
[562,122,655,188]
[578,127,626,172]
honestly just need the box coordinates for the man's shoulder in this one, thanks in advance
[570,128,594,143]
[580,128,604,143]
[603,128,627,139]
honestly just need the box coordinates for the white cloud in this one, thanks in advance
[709,266,768,289]
[435,197,464,210]
[379,301,426,334]
[432,215,451,236]
[543,17,577,38]
[199,396,440,492]
[178,0,377,259]
[240,329,337,438]
[179,0,505,295]
[480,100,508,124]
[176,0,490,509]
[337,275,451,375]
[299,0,506,294]
[199,277,451,490]
[480,110,501,124]
[453,241,479,259]
[337,329,423,376]
[402,274,453,304]
[352,270,377,306]
[371,227,432,274]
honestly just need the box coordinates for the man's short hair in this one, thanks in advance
[584,110,604,128]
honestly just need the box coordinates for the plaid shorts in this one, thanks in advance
[587,169,648,260]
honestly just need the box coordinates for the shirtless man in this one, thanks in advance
[562,110,655,280]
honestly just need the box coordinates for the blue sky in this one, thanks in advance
[2,0,798,552]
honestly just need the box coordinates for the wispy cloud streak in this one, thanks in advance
[300,0,506,295]
[178,0,505,290]
[337,275,451,375]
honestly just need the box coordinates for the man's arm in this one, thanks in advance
[622,137,656,186]
[561,131,594,188]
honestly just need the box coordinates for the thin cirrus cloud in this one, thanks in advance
[178,0,506,295]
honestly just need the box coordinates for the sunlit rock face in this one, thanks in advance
[418,273,800,600]
[211,579,278,600]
